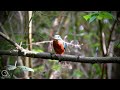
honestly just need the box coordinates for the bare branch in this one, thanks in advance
[0,50,120,63]
[32,41,52,45]
[0,31,23,50]
[107,20,117,55]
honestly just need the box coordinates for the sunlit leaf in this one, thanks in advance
[97,15,103,20]
[6,65,17,70]
[83,14,92,21]
[98,11,114,20]
[83,11,113,23]
[17,66,34,72]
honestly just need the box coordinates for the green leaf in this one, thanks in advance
[83,12,98,22]
[17,66,34,72]
[98,12,113,19]
[89,16,97,23]
[73,69,83,78]
[83,14,91,21]
[6,65,17,70]
[97,15,103,20]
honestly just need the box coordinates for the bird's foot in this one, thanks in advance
[54,54,62,62]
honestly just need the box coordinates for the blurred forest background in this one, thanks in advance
[0,11,120,79]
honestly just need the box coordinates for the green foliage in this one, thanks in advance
[92,64,102,75]
[2,64,34,79]
[33,47,44,53]
[14,68,21,74]
[17,66,34,72]
[83,11,114,23]
[0,41,14,50]
[6,65,16,70]
[98,11,114,20]
[72,69,83,78]
[115,41,120,48]
[34,65,44,72]
[83,13,98,23]
[89,16,97,23]
[33,65,49,78]
[83,14,92,21]
[51,63,61,71]
[7,65,34,72]
[8,57,16,65]
[88,64,102,78]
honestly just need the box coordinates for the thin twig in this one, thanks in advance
[0,31,23,50]
[107,20,117,54]
[32,41,52,45]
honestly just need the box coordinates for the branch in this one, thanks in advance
[99,20,107,56]
[0,32,23,50]
[32,41,52,45]
[98,20,107,79]
[0,50,120,63]
[107,20,117,54]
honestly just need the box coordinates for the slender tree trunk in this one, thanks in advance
[22,11,29,79]
[111,12,120,78]
[28,11,33,78]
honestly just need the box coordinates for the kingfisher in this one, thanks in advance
[53,35,67,62]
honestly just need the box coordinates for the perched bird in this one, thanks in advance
[53,35,67,62]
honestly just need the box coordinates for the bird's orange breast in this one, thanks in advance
[53,40,65,54]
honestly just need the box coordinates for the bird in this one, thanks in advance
[53,35,67,62]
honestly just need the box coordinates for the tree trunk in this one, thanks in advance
[112,46,120,79]
[111,11,120,79]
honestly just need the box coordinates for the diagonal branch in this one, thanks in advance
[0,31,23,50]
[0,50,120,63]
[107,20,117,55]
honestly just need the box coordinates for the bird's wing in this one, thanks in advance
[63,41,67,50]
